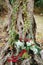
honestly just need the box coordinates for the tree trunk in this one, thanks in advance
[0,0,35,65]
[0,0,12,65]
[27,0,34,39]
[14,0,34,39]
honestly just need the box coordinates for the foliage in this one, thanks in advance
[35,0,43,7]
[9,0,16,5]
[22,1,31,37]
[9,0,34,46]
[8,0,19,46]
[22,52,30,58]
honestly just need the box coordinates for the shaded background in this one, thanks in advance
[34,0,43,47]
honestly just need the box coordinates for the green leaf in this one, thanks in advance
[9,0,16,5]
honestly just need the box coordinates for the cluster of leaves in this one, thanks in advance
[9,0,16,5]
[34,0,43,7]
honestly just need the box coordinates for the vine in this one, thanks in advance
[9,0,33,45]
[22,0,31,38]
[8,0,19,45]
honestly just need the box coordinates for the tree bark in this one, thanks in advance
[27,0,34,39]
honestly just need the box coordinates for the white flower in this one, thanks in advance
[30,46,38,54]
[30,40,35,45]
[15,40,24,49]
[26,42,31,46]
[26,40,34,46]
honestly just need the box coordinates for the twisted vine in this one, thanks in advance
[9,0,34,45]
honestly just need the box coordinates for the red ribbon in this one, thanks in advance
[7,49,27,62]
